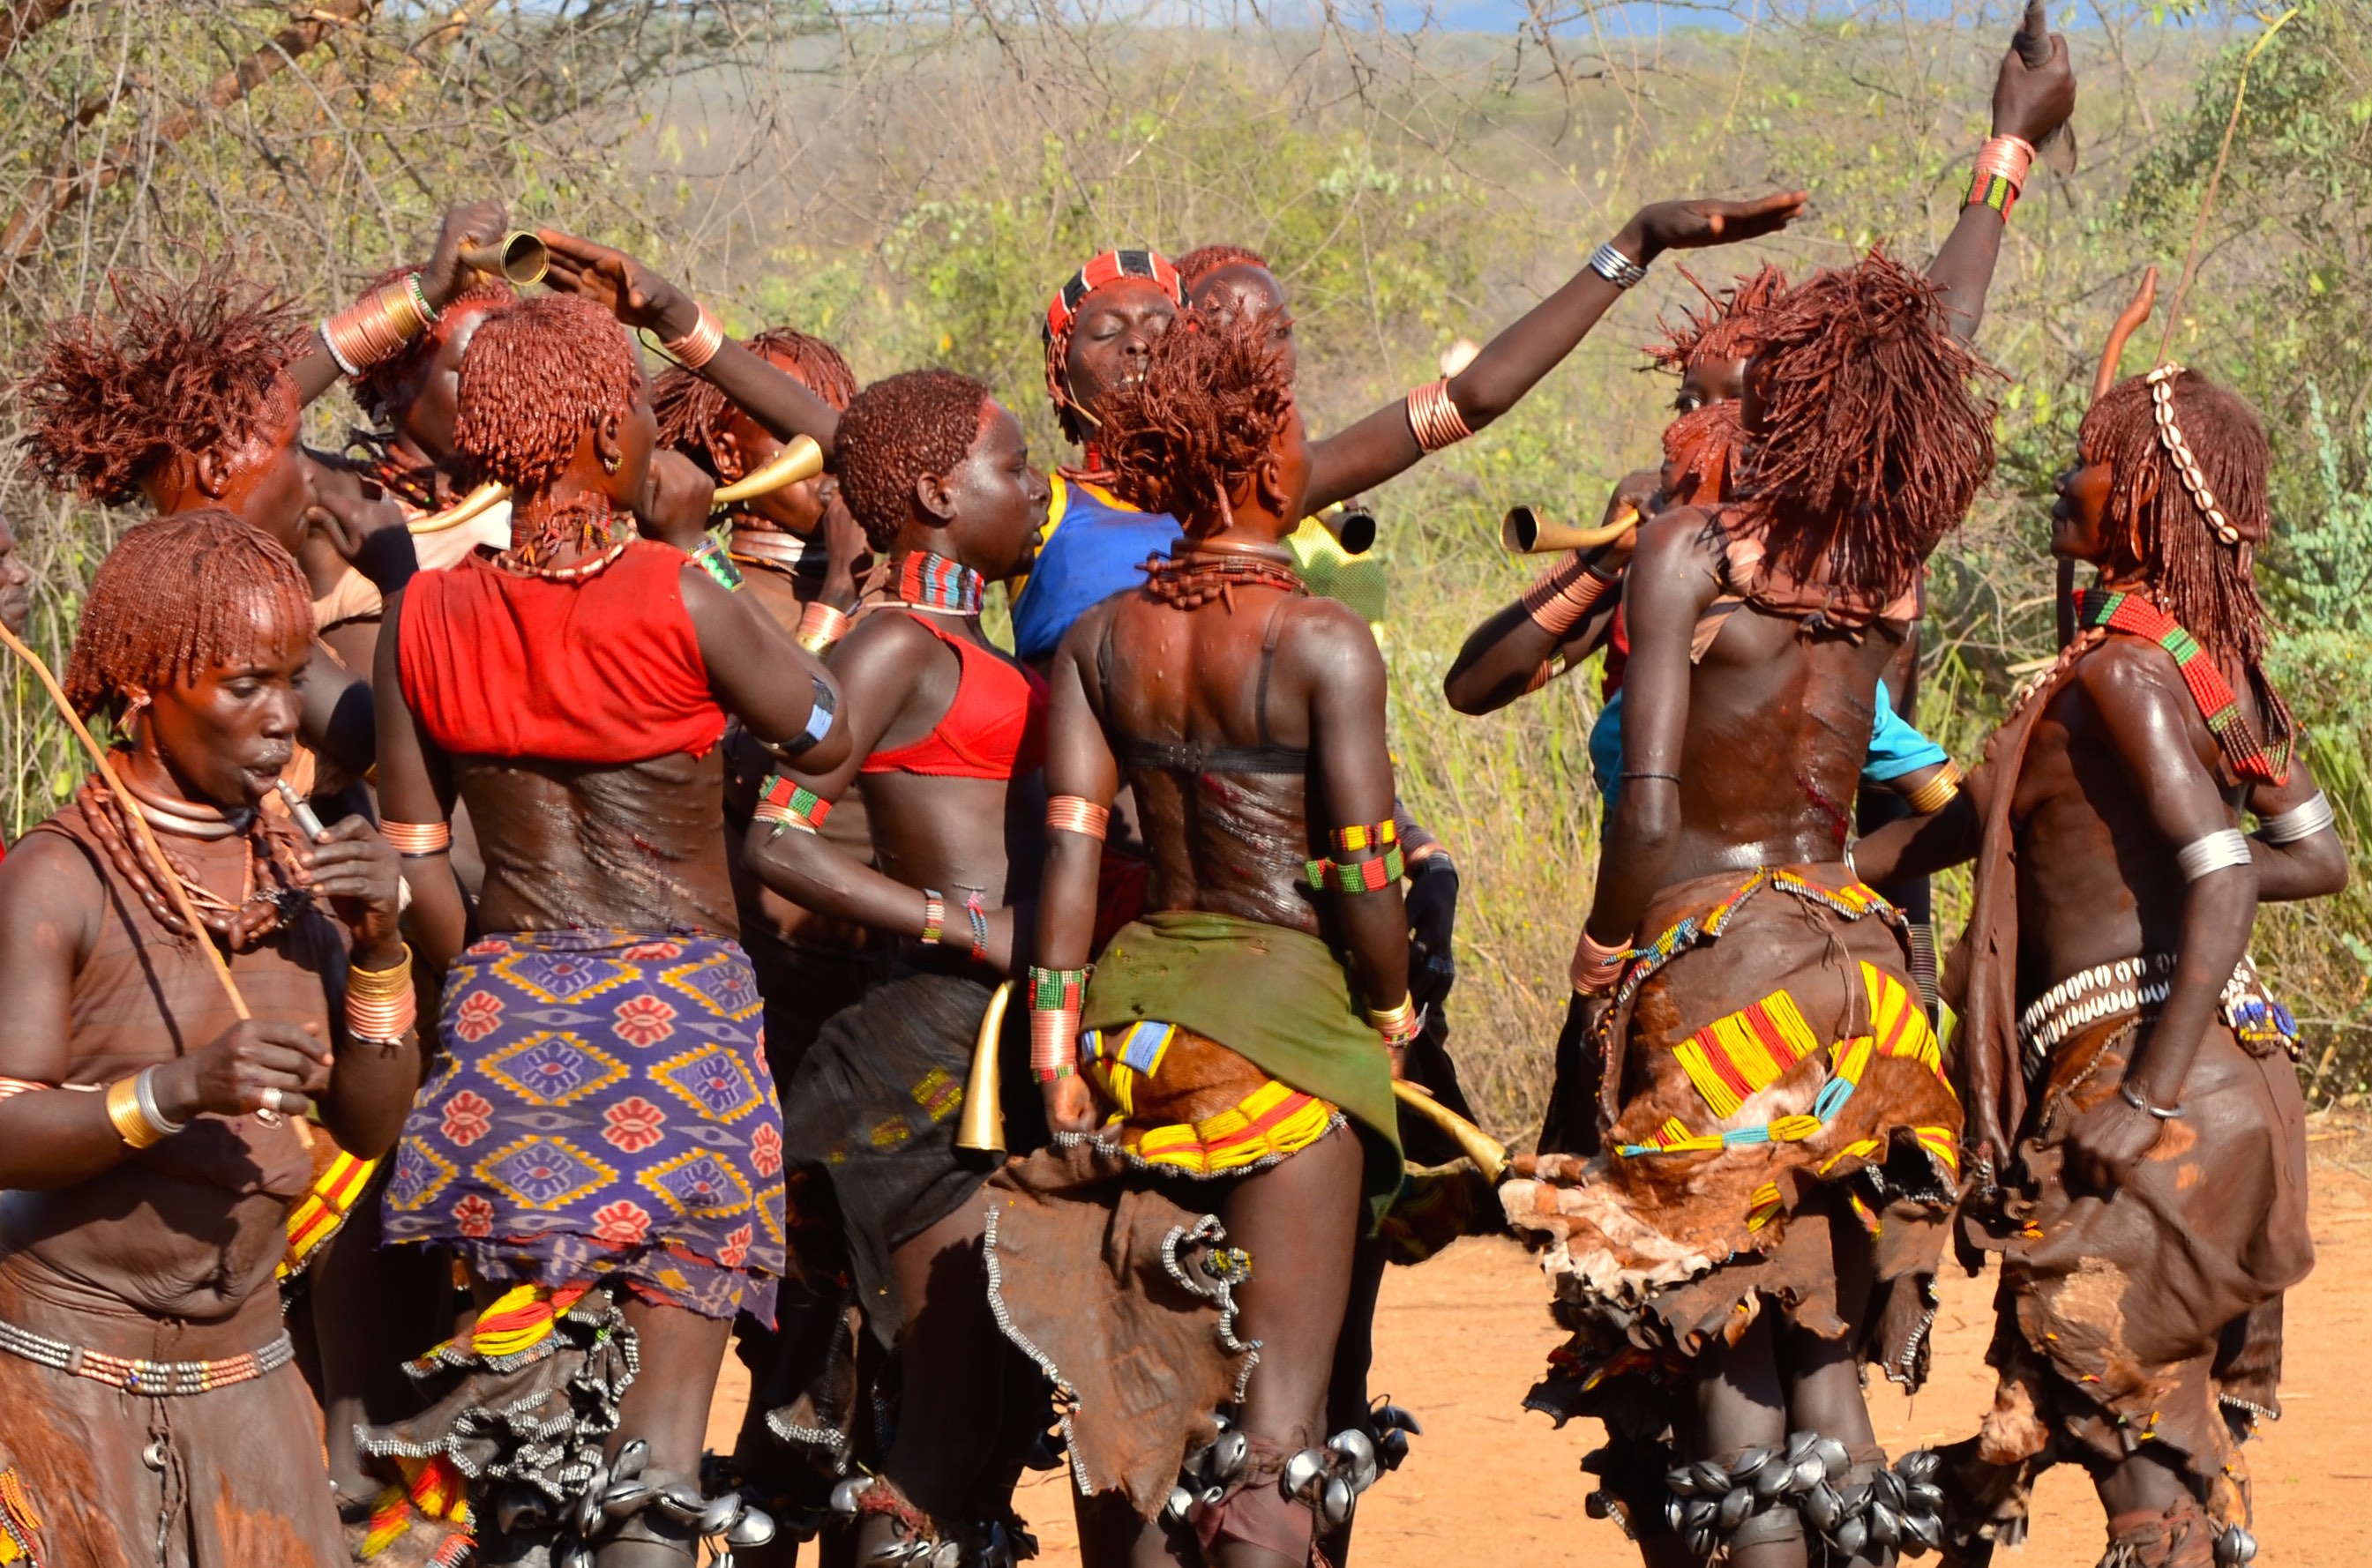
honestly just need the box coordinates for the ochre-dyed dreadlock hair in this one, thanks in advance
[349,266,516,427]
[64,508,314,721]
[1648,264,1790,374]
[452,294,641,493]
[833,370,991,553]
[2081,367,2293,750]
[19,272,309,506]
[1741,248,1998,601]
[1176,244,1271,288]
[1097,308,1295,536]
[653,327,857,482]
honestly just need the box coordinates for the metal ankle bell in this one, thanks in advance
[831,1475,877,1517]
[2216,1525,2259,1566]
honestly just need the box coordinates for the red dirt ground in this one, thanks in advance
[708,1154,2372,1566]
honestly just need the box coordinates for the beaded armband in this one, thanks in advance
[319,273,437,377]
[661,303,727,370]
[754,774,832,836]
[1028,966,1088,1081]
[764,676,837,764]
[1964,134,2036,218]
[797,601,852,654]
[381,820,452,857]
[1329,819,1398,854]
[1404,378,1474,453]
[1046,795,1111,840]
[919,890,947,946]
[964,891,991,965]
[1900,759,1964,817]
[689,537,745,593]
[1304,843,1405,895]
[1366,996,1420,1049]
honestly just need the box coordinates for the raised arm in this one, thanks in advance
[2061,646,2259,1191]
[288,200,513,406]
[1034,607,1126,1133]
[683,567,852,778]
[1925,4,2076,342]
[540,231,842,459]
[1301,194,1806,515]
[1575,508,1724,955]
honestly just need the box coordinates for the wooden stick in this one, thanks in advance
[0,622,251,1020]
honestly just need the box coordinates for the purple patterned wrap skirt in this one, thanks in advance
[381,928,789,1323]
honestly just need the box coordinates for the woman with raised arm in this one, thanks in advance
[0,511,418,1568]
[360,292,850,1568]
[1851,282,2342,1568]
[1494,251,1996,1568]
[730,369,1054,1567]
[982,309,1410,1568]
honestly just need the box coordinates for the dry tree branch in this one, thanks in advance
[0,0,75,64]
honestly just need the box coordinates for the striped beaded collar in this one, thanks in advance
[890,551,984,616]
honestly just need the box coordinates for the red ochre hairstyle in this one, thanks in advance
[64,508,314,721]
[2080,366,2292,750]
[452,293,642,493]
[1096,308,1295,535]
[1176,244,1271,288]
[653,326,857,481]
[19,272,309,507]
[833,370,991,552]
[1649,264,1791,373]
[1740,248,1998,601]
[350,266,516,426]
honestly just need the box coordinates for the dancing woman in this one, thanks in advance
[1852,284,2342,1568]
[735,369,1054,1564]
[1497,251,1997,1568]
[985,309,1410,1568]
[362,292,849,1568]
[0,512,418,1566]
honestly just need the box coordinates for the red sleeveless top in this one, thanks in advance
[398,541,727,765]
[861,613,1047,780]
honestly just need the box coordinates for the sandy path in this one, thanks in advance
[708,1161,2372,1566]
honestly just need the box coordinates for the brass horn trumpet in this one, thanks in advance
[1391,1079,1508,1183]
[712,436,826,511]
[408,480,510,536]
[458,231,550,287]
[1313,500,1377,556]
[1500,503,1639,556]
[954,980,1017,1154]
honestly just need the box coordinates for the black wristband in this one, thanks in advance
[351,525,420,596]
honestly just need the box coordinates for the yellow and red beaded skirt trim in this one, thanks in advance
[1082,1021,1342,1178]
[281,1148,380,1279]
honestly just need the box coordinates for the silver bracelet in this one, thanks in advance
[2175,827,2251,883]
[2256,790,2333,845]
[133,1066,187,1138]
[2117,1079,2183,1120]
[1588,241,1648,290]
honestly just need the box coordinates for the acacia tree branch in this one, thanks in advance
[0,0,373,287]
[0,0,75,67]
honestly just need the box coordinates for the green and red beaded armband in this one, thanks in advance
[754,774,832,835]
[1303,843,1405,894]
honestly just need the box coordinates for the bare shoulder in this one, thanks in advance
[0,827,107,945]
[1283,596,1384,678]
[2071,636,2192,716]
[1631,503,1725,572]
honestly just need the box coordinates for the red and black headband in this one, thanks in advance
[1042,249,1187,347]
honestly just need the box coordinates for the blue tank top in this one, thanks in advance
[1009,475,1180,662]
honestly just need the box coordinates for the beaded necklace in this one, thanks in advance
[77,774,306,950]
[2077,588,2289,784]
[1140,542,1305,611]
[889,551,984,615]
[496,493,631,579]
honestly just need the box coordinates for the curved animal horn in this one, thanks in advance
[2093,265,2159,402]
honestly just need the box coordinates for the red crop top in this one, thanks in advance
[398,541,728,765]
[861,614,1046,780]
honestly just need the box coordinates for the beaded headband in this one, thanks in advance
[2144,363,2241,548]
[1043,250,1187,346]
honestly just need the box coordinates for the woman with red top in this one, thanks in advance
[737,370,1054,1568]
[362,291,849,1568]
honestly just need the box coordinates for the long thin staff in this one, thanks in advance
[0,622,251,1020]
[2156,9,2300,367]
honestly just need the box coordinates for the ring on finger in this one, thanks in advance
[260,1085,284,1115]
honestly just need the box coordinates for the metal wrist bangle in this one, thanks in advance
[2117,1079,2184,1120]
[134,1065,187,1137]
[1588,241,1649,289]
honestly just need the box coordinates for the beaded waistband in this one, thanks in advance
[2017,952,2293,1073]
[0,1315,294,1396]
